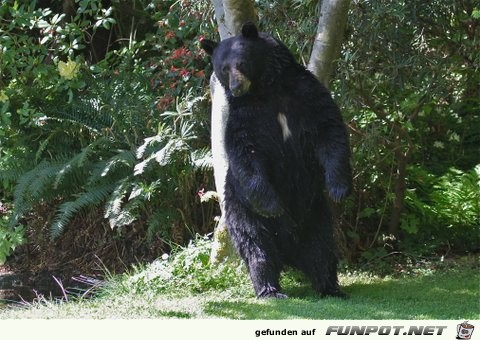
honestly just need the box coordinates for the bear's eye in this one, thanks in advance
[236,62,246,70]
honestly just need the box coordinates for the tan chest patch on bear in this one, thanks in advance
[277,112,292,141]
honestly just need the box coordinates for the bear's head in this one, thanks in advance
[201,22,271,97]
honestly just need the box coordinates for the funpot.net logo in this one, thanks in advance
[457,322,474,340]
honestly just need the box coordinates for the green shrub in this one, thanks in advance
[124,236,250,295]
[1,0,478,265]
[335,0,480,257]
[403,165,480,251]
[9,72,214,240]
[0,211,24,265]
[1,0,216,247]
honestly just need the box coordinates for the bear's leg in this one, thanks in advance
[296,206,348,299]
[225,191,287,298]
[241,245,287,299]
[229,217,287,299]
[300,236,347,298]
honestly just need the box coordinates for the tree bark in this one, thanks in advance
[222,0,257,35]
[208,72,233,263]
[208,0,257,264]
[211,0,229,40]
[388,131,410,238]
[388,152,408,238]
[308,0,350,87]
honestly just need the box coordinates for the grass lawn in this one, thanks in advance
[1,239,479,319]
[205,271,480,319]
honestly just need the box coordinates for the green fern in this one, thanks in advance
[104,178,137,229]
[8,66,213,242]
[87,151,135,187]
[431,166,480,226]
[10,160,65,226]
[50,183,117,239]
[99,149,136,178]
[45,99,113,134]
[191,148,213,171]
[53,137,110,189]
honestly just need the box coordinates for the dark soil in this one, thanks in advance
[1,203,172,303]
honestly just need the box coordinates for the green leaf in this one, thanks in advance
[471,9,480,19]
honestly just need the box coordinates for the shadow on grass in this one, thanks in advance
[154,310,192,318]
[204,270,479,319]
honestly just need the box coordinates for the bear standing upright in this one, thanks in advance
[201,23,352,298]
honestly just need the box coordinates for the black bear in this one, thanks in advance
[201,23,352,298]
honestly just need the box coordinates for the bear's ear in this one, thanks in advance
[200,39,217,55]
[241,22,259,39]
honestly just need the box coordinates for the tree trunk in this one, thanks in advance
[388,153,407,238]
[211,0,229,40]
[388,132,410,238]
[222,0,257,35]
[208,0,257,264]
[308,0,350,87]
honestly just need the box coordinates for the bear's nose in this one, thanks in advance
[229,73,251,97]
[229,78,243,96]
[230,84,245,97]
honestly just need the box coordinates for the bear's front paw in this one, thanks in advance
[327,182,351,203]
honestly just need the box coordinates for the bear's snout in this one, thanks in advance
[229,68,251,97]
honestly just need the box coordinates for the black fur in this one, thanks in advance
[202,24,351,298]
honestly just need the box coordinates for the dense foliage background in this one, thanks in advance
[0,0,478,275]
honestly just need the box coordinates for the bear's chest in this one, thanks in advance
[227,102,313,156]
[226,106,291,154]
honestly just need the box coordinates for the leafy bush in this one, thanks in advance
[402,165,480,251]
[1,0,478,270]
[9,70,214,241]
[124,235,250,295]
[1,0,216,250]
[334,0,480,257]
[0,205,24,264]
[0,225,24,265]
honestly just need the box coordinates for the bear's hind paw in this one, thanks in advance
[257,286,288,299]
[321,286,349,299]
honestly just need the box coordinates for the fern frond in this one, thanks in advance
[50,183,117,239]
[134,138,189,176]
[178,120,196,141]
[99,149,136,178]
[106,197,140,230]
[45,98,113,134]
[35,131,57,163]
[136,123,172,159]
[107,207,137,230]
[52,137,112,189]
[87,150,135,187]
[155,138,190,166]
[104,179,133,229]
[191,148,213,171]
[78,137,112,167]
[10,160,65,226]
[0,157,28,184]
